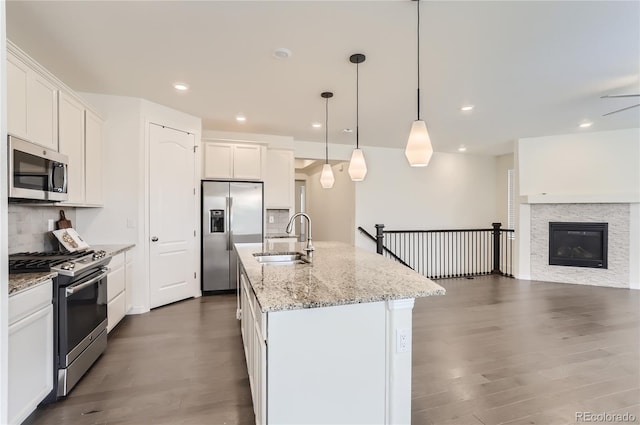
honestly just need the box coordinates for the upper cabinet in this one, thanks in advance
[84,111,104,206]
[203,141,264,180]
[8,41,105,207]
[265,149,294,210]
[7,51,58,151]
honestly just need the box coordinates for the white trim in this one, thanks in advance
[1,5,9,422]
[520,193,640,204]
[386,298,415,311]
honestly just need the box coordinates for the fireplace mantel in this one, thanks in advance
[520,193,639,204]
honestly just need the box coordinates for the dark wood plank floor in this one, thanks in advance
[26,276,639,425]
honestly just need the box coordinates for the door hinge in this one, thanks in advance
[193,146,197,153]
[194,230,196,237]
[194,188,196,195]
[194,272,197,279]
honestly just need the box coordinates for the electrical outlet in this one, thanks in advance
[47,219,55,231]
[268,215,274,224]
[396,328,411,353]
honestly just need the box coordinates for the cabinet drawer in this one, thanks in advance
[107,254,126,302]
[9,280,52,325]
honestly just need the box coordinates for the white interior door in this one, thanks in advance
[149,124,198,309]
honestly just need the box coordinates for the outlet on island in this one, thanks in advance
[268,215,274,224]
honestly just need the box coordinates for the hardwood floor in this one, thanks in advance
[26,276,639,425]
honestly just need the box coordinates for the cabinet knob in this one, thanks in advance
[151,236,159,242]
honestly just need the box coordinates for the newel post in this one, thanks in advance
[375,224,385,255]
[492,222,502,274]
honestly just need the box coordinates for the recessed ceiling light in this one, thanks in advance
[236,114,246,122]
[460,105,474,111]
[343,128,353,133]
[174,83,189,91]
[458,145,467,152]
[312,122,322,128]
[273,48,292,60]
[579,122,593,128]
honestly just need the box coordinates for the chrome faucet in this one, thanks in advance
[286,213,314,254]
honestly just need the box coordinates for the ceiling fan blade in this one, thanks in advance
[601,94,640,99]
[602,103,640,116]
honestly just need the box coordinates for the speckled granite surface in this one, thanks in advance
[9,272,57,296]
[91,244,135,257]
[236,241,445,313]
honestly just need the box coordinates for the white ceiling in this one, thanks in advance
[6,1,640,155]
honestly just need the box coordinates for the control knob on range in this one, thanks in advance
[92,250,107,260]
[60,262,75,271]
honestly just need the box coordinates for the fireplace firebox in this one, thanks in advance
[549,222,608,268]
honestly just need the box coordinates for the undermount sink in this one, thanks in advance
[253,252,310,266]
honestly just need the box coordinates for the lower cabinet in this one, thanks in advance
[8,279,54,425]
[240,272,267,424]
[107,253,126,332]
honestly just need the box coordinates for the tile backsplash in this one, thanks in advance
[265,209,291,234]
[8,205,77,254]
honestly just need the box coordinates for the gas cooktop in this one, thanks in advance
[9,250,107,274]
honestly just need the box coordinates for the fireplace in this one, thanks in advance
[549,222,608,269]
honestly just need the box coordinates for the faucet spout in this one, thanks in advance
[286,213,314,253]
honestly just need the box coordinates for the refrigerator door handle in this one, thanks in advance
[228,196,233,251]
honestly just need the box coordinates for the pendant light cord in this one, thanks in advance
[325,97,329,165]
[356,62,360,149]
[416,0,421,121]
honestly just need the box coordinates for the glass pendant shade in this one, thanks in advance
[405,120,433,167]
[320,163,335,189]
[348,148,367,181]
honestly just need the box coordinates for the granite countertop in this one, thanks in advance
[235,241,445,313]
[9,271,57,296]
[265,233,299,239]
[92,244,135,257]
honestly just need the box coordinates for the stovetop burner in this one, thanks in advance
[9,250,95,274]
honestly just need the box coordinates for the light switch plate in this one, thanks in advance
[268,215,274,224]
[47,219,55,231]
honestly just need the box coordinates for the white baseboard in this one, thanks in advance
[127,306,150,315]
[516,274,531,280]
[630,282,640,290]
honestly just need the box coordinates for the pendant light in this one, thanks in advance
[320,92,335,189]
[348,53,368,181]
[405,0,434,167]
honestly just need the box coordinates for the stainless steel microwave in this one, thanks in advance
[8,135,69,202]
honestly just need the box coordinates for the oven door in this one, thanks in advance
[58,267,109,367]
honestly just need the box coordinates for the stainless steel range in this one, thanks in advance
[9,250,111,399]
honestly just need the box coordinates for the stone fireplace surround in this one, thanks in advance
[530,203,630,288]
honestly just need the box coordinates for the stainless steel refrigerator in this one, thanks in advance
[202,181,263,292]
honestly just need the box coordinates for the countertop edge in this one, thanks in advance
[9,271,58,297]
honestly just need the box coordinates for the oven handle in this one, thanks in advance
[65,267,110,297]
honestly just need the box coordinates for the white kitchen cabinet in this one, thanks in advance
[58,91,86,204]
[84,110,104,206]
[7,50,58,151]
[125,251,134,313]
[240,272,267,424]
[203,142,263,180]
[107,253,126,332]
[264,149,294,210]
[8,279,54,425]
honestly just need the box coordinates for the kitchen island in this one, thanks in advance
[235,241,445,425]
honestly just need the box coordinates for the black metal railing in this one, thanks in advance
[358,223,514,279]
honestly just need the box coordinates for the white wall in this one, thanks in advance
[495,153,514,227]
[76,93,201,313]
[1,3,9,421]
[518,128,640,197]
[303,162,355,245]
[353,147,499,250]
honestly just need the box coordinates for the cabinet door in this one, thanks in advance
[85,110,104,205]
[7,54,29,139]
[28,72,58,150]
[107,253,125,302]
[107,291,126,333]
[265,149,294,209]
[233,145,262,180]
[58,92,86,204]
[125,252,134,313]
[203,143,233,179]
[8,305,53,425]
